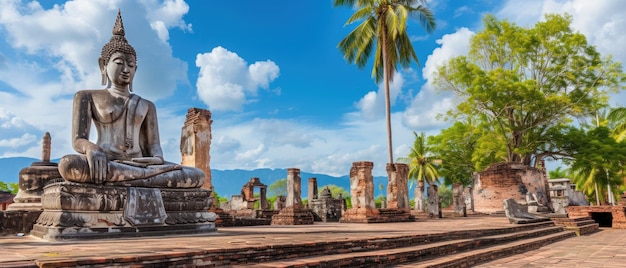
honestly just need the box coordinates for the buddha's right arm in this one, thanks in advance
[71,91,100,154]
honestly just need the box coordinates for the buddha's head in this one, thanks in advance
[99,10,137,89]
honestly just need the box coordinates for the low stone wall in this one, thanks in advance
[566,206,626,229]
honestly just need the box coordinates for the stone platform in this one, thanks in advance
[30,182,217,240]
[2,216,620,267]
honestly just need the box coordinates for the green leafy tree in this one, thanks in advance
[429,120,485,186]
[398,131,440,211]
[435,13,625,168]
[268,178,287,197]
[548,166,570,180]
[335,0,435,165]
[438,186,453,208]
[559,126,626,205]
[0,181,18,194]
[321,184,350,199]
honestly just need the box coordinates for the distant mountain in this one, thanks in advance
[0,157,391,198]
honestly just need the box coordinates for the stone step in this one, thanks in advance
[215,222,558,265]
[231,225,567,267]
[564,223,600,236]
[404,230,575,267]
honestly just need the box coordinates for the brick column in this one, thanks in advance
[180,108,213,190]
[386,163,409,210]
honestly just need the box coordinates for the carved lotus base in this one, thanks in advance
[32,182,217,241]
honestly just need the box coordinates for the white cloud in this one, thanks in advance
[195,46,280,112]
[0,133,37,148]
[140,0,192,42]
[402,27,474,130]
[355,72,405,121]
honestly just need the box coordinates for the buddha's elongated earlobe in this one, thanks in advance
[99,57,107,86]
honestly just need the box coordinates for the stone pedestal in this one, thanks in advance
[272,168,314,225]
[31,182,217,240]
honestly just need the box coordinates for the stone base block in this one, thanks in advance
[0,210,42,235]
[271,207,314,225]
[41,182,212,211]
[31,182,218,240]
[31,221,216,241]
[339,208,381,223]
[339,208,414,223]
[31,210,217,240]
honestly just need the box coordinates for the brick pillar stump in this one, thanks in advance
[272,168,314,225]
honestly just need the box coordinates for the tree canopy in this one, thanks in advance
[434,13,625,167]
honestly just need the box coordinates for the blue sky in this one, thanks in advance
[1,0,625,177]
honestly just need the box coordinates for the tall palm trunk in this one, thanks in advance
[381,24,394,166]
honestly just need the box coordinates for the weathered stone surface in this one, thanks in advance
[286,168,303,208]
[271,207,314,225]
[309,187,343,222]
[427,185,440,218]
[272,169,314,225]
[180,108,213,190]
[0,210,41,235]
[386,163,409,210]
[8,133,63,212]
[502,198,549,224]
[308,177,318,203]
[340,161,378,223]
[414,180,425,212]
[124,187,167,226]
[464,185,474,212]
[474,162,549,214]
[452,183,465,216]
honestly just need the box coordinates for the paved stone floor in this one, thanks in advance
[477,227,626,268]
[1,216,625,267]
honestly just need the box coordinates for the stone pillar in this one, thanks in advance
[452,183,465,216]
[286,168,302,208]
[271,168,314,225]
[308,177,318,202]
[180,108,213,190]
[427,184,440,218]
[386,163,409,210]
[260,187,269,210]
[414,180,425,212]
[464,186,474,212]
[339,161,380,223]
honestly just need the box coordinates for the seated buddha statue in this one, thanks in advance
[58,11,204,189]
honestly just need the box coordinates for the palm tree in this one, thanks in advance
[608,107,626,142]
[335,0,435,165]
[398,131,440,211]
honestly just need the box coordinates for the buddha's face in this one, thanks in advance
[105,52,136,88]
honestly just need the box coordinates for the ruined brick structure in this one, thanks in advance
[180,108,213,190]
[271,168,314,225]
[473,162,549,214]
[386,163,409,210]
